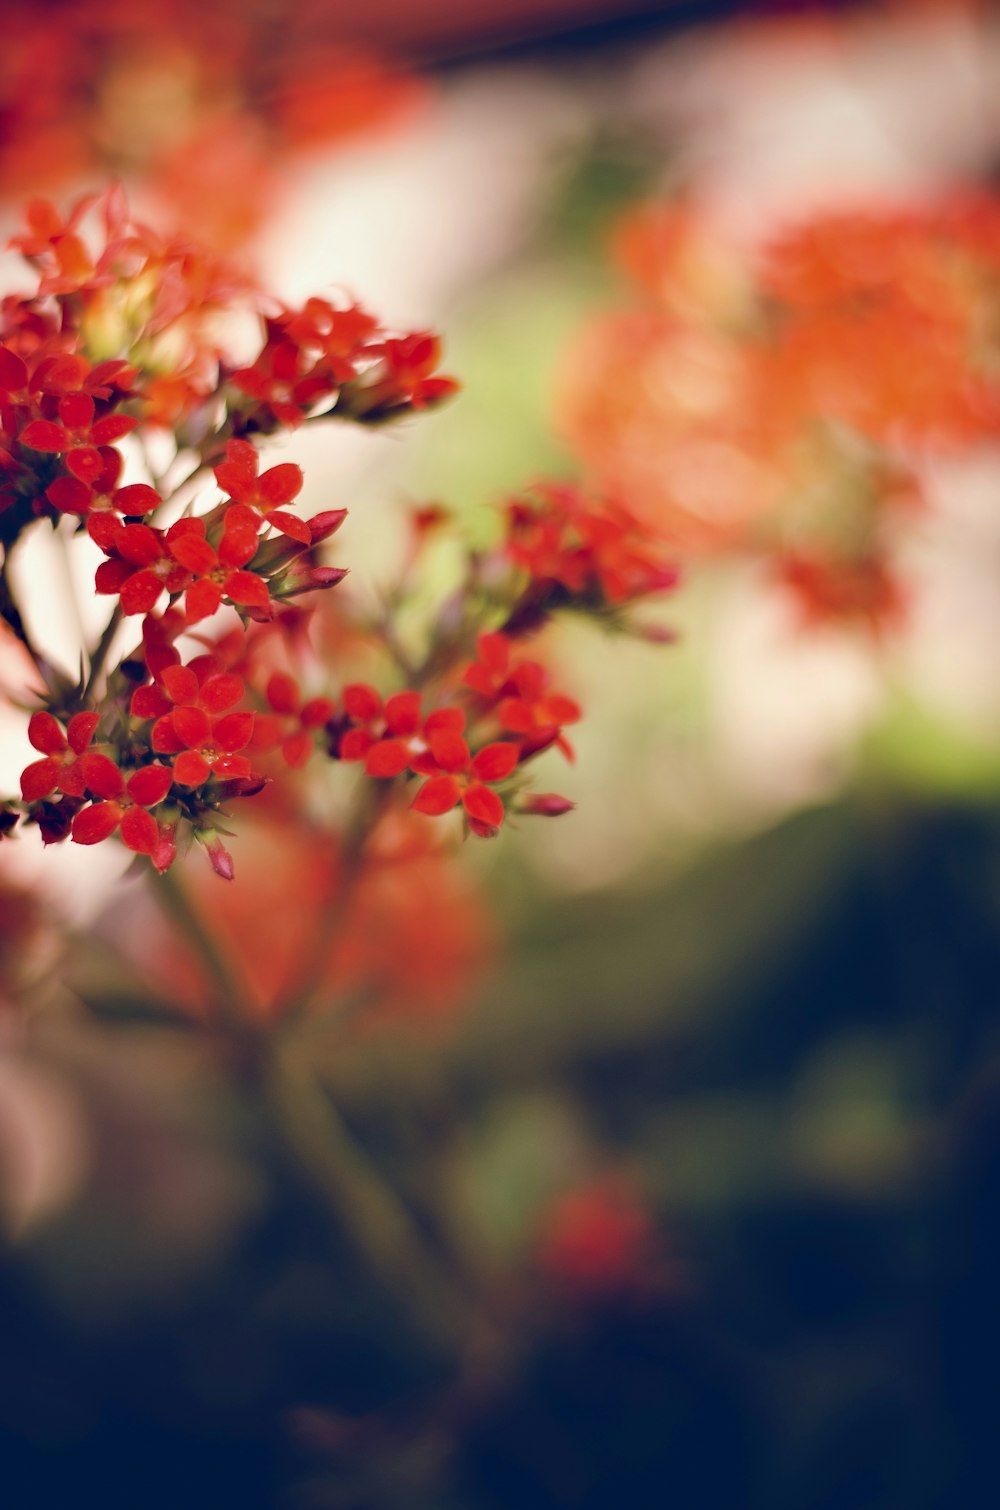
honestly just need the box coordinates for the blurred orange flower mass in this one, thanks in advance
[0,0,426,250]
[557,195,1000,628]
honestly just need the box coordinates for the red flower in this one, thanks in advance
[282,298,380,378]
[251,671,335,768]
[229,332,335,428]
[145,660,255,787]
[504,483,679,607]
[775,550,905,632]
[70,762,176,864]
[410,726,519,837]
[536,1180,655,1296]
[340,332,458,419]
[21,392,137,486]
[94,521,190,615]
[46,445,159,529]
[337,685,464,778]
[338,684,422,773]
[165,513,269,622]
[20,711,120,802]
[462,632,582,759]
[9,197,97,294]
[213,438,310,545]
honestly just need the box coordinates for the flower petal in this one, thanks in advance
[160,664,199,705]
[67,711,99,754]
[213,711,254,753]
[259,462,303,506]
[20,757,59,802]
[173,705,212,748]
[126,763,173,807]
[266,509,312,546]
[365,738,410,778]
[412,775,461,815]
[72,802,123,845]
[428,729,470,773]
[462,782,505,829]
[472,742,519,782]
[384,691,421,736]
[173,750,212,786]
[200,673,245,713]
[80,751,124,800]
[120,805,159,854]
[343,684,381,722]
[28,711,66,755]
[120,570,164,616]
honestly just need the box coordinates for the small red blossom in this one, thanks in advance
[504,483,680,608]
[337,685,463,778]
[410,728,519,837]
[144,659,255,787]
[10,198,98,294]
[229,332,336,429]
[20,711,119,802]
[165,513,269,622]
[70,762,175,862]
[775,550,905,632]
[46,445,159,527]
[94,521,190,615]
[340,332,458,420]
[20,392,137,486]
[536,1181,655,1297]
[213,438,309,545]
[462,632,582,760]
[250,671,335,768]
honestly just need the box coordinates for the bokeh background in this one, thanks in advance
[2,2,1000,1506]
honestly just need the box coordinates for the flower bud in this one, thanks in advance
[308,509,348,544]
[520,793,575,818]
[203,837,235,881]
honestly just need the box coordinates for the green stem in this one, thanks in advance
[0,558,48,678]
[154,865,258,1047]
[81,605,123,701]
[153,853,475,1348]
[266,1040,469,1347]
[273,779,393,1020]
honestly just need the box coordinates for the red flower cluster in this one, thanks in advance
[230,305,458,433]
[2,183,674,893]
[501,482,679,617]
[332,632,584,838]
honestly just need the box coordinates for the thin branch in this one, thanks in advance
[265,1041,472,1349]
[81,604,123,701]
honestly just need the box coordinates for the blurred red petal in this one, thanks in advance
[412,775,461,815]
[365,738,410,777]
[472,742,518,782]
[462,783,504,829]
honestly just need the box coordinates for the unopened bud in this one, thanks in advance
[630,621,679,645]
[204,837,235,881]
[521,793,575,818]
[280,565,349,598]
[151,826,177,874]
[309,509,348,544]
